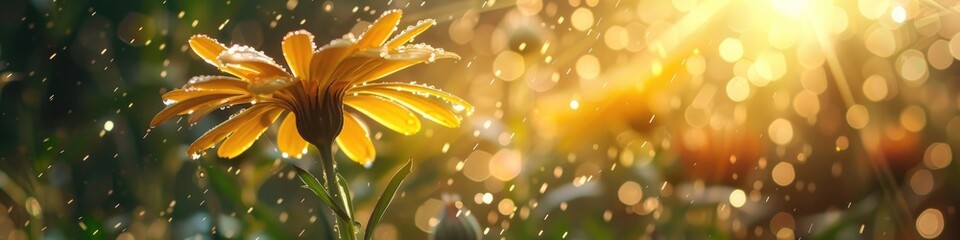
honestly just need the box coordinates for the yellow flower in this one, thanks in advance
[150,10,473,166]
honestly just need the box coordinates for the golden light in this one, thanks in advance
[917,208,944,239]
[729,189,747,208]
[771,162,795,186]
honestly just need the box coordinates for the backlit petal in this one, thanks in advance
[344,94,421,135]
[186,105,272,156]
[349,46,460,84]
[184,76,248,91]
[189,35,227,67]
[349,82,474,114]
[218,45,289,77]
[161,89,244,102]
[336,112,376,166]
[282,30,316,79]
[151,93,237,127]
[359,90,462,128]
[187,95,252,125]
[277,112,309,159]
[218,45,296,94]
[384,19,436,50]
[217,108,283,158]
[356,10,403,50]
[310,38,356,85]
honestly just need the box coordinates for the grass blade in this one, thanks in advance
[295,166,352,223]
[363,160,413,240]
[337,173,359,239]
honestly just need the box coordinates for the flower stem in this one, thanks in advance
[316,141,356,240]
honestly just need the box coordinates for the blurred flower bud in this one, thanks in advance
[429,194,482,240]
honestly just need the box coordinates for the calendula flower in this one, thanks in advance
[150,10,473,166]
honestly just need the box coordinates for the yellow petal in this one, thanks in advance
[358,90,462,128]
[184,76,248,91]
[310,39,356,85]
[331,56,376,83]
[187,95,252,125]
[218,45,290,78]
[217,108,283,159]
[356,10,403,50]
[336,112,376,166]
[349,47,460,84]
[349,82,474,114]
[282,30,316,79]
[344,94,421,135]
[189,35,227,67]
[161,89,243,102]
[151,93,237,127]
[186,105,272,156]
[385,19,436,50]
[218,45,296,94]
[277,113,309,159]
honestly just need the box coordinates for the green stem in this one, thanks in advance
[316,141,356,240]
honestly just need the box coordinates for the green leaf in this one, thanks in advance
[336,173,360,239]
[363,160,413,240]
[336,173,356,220]
[295,166,352,223]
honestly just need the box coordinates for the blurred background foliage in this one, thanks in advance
[2,0,960,239]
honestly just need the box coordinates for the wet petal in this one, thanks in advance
[359,90,462,128]
[310,38,356,85]
[356,10,403,50]
[349,82,474,114]
[350,46,460,84]
[217,108,283,158]
[282,30,316,79]
[331,56,376,84]
[187,95,252,125]
[247,75,297,94]
[183,76,248,91]
[385,19,436,50]
[151,93,237,127]
[161,89,243,102]
[218,45,296,94]
[277,112,309,159]
[336,112,376,166]
[218,45,290,78]
[189,35,228,67]
[344,94,421,135]
[186,105,272,156]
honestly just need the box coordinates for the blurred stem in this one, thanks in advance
[314,140,357,240]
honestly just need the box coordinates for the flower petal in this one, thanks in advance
[384,19,436,50]
[219,45,288,75]
[336,112,376,166]
[218,45,296,94]
[310,38,356,85]
[183,76,249,91]
[349,46,460,84]
[356,10,403,50]
[187,95,252,125]
[189,35,228,67]
[277,112,309,159]
[357,89,462,128]
[282,30,316,79]
[151,93,237,127]
[186,105,272,156]
[161,89,244,102]
[344,94,421,135]
[349,82,474,114]
[217,107,283,159]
